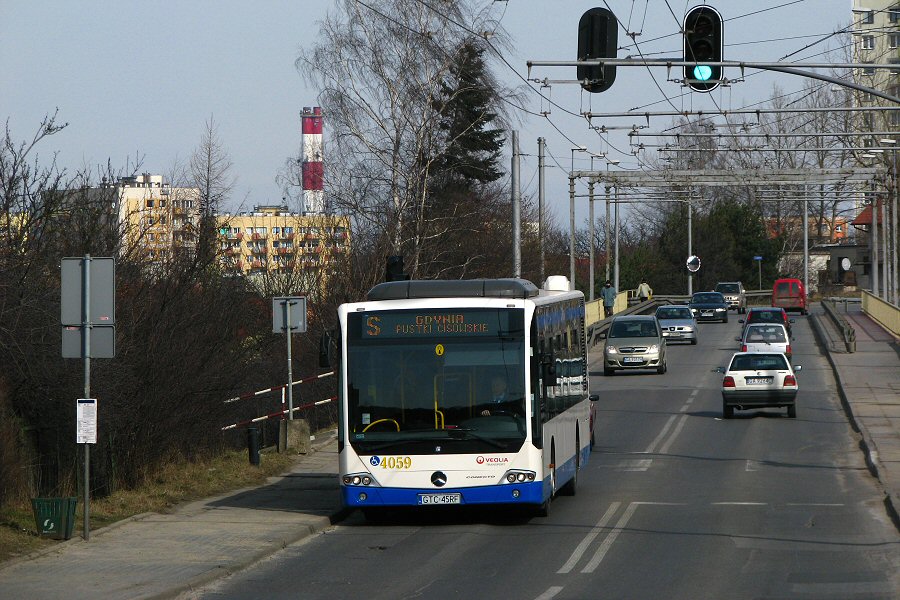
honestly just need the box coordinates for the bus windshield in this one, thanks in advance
[346,308,526,454]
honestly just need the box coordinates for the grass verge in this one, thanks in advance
[0,448,298,564]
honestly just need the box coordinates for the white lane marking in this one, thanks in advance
[622,459,653,472]
[786,503,845,507]
[745,460,758,472]
[534,586,564,600]
[712,502,767,506]
[659,415,688,454]
[643,415,677,454]
[689,389,698,398]
[581,502,639,573]
[557,502,621,573]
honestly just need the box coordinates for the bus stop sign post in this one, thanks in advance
[273,297,307,420]
[61,255,116,541]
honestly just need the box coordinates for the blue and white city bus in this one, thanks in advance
[333,276,596,519]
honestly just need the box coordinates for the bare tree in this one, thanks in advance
[294,0,519,279]
[190,116,236,264]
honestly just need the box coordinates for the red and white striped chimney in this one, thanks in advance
[301,106,324,214]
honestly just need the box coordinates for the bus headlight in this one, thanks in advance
[502,469,536,484]
[342,472,380,487]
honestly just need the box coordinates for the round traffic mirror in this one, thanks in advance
[686,255,701,272]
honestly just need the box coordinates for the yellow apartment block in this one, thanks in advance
[114,176,350,276]
[116,173,201,259]
[217,205,350,275]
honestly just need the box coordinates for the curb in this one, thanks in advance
[0,429,345,579]
[809,313,900,533]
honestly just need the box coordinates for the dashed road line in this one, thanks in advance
[581,502,640,573]
[659,415,688,454]
[557,502,621,574]
[534,586,564,600]
[644,415,677,454]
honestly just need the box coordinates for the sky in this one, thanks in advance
[1,1,853,226]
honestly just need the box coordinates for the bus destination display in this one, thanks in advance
[362,310,514,339]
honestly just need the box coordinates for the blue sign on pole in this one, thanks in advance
[753,256,763,261]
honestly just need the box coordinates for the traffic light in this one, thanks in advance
[385,255,409,282]
[577,7,617,93]
[683,6,723,93]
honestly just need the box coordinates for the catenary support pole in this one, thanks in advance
[614,186,620,293]
[605,185,611,284]
[803,185,809,299]
[538,137,545,284]
[589,180,595,301]
[512,131,521,278]
[569,175,576,289]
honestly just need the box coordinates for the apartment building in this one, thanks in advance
[217,205,349,276]
[116,173,201,260]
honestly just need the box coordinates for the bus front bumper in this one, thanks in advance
[342,481,545,507]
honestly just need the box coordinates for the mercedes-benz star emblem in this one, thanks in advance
[431,471,447,487]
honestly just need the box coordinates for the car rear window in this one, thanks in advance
[730,354,789,371]
[692,293,724,303]
[750,310,778,322]
[610,320,658,338]
[775,282,791,294]
[657,308,692,319]
[745,325,786,343]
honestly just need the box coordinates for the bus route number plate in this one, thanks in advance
[418,493,461,505]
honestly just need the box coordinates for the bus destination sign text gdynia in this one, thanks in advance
[364,313,492,338]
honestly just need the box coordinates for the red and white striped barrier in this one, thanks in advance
[222,371,334,404]
[221,396,338,431]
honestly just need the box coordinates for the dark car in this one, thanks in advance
[689,291,729,323]
[739,307,794,338]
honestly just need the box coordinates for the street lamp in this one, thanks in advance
[879,138,897,304]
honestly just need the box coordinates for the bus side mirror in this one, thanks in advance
[541,353,557,383]
[319,330,334,368]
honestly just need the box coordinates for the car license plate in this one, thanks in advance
[746,377,772,385]
[622,356,643,364]
[418,493,461,505]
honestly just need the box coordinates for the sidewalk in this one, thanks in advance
[1,304,899,600]
[810,301,900,529]
[0,431,346,600]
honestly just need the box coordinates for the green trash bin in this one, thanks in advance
[31,497,78,540]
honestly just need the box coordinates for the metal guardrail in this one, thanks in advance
[822,299,856,353]
[587,298,668,347]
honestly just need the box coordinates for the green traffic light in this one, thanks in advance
[693,65,713,81]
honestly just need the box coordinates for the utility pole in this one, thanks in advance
[605,185,611,283]
[687,194,693,296]
[569,175,576,289]
[589,179,595,301]
[614,186,620,293]
[538,137,546,284]
[511,131,521,278]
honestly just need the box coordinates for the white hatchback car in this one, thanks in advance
[738,322,791,360]
[718,352,801,419]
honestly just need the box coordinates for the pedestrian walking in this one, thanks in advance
[600,280,616,318]
[637,279,653,303]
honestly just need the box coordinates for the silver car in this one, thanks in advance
[602,315,667,376]
[655,305,698,345]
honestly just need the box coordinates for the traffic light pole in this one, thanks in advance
[527,59,900,105]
